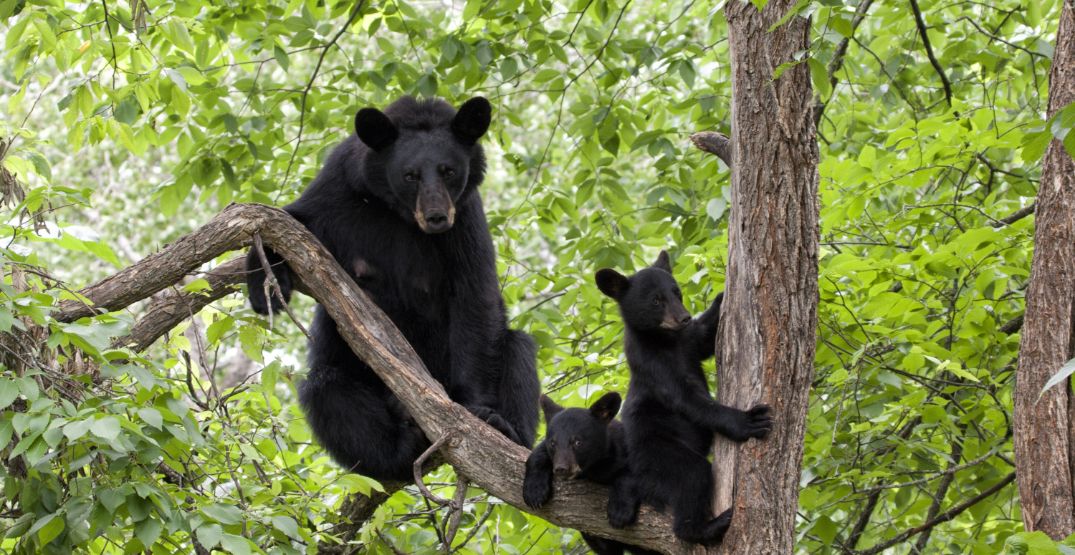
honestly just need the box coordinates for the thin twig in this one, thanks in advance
[450,504,494,554]
[282,1,366,190]
[414,434,454,507]
[442,476,470,551]
[909,0,952,106]
[252,233,311,339]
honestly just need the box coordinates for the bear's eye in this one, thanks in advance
[572,439,581,448]
[403,172,419,182]
[441,166,456,178]
[548,439,556,449]
[652,296,661,306]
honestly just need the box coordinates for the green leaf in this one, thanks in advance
[202,504,242,525]
[273,45,290,71]
[0,378,18,410]
[28,513,64,545]
[271,515,299,539]
[90,416,121,441]
[195,524,223,550]
[135,518,162,547]
[220,534,252,555]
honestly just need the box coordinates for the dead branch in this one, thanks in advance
[53,203,688,553]
[689,132,732,167]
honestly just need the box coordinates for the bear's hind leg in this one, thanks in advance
[493,329,540,447]
[299,366,428,481]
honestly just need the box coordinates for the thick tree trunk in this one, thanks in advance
[710,1,819,553]
[1013,0,1075,539]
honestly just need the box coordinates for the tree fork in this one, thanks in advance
[55,203,693,553]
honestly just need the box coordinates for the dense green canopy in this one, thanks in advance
[0,0,1071,552]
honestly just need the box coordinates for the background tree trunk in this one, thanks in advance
[710,1,820,553]
[1013,0,1075,539]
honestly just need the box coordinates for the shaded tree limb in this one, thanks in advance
[908,0,952,106]
[57,203,689,554]
[116,257,245,351]
[318,482,404,555]
[993,202,1036,228]
[851,472,1015,555]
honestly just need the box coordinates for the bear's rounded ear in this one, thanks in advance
[355,108,399,151]
[539,395,563,423]
[595,269,629,300]
[653,250,672,273]
[451,97,492,145]
[589,392,621,422]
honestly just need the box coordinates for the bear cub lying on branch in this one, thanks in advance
[245,96,540,480]
[523,393,659,555]
[596,251,773,546]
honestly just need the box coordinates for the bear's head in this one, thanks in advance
[354,96,491,234]
[538,392,621,478]
[595,251,692,334]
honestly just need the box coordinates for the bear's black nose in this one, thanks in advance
[426,212,448,225]
[553,466,570,478]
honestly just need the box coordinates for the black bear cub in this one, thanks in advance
[245,96,539,480]
[523,393,658,555]
[595,251,773,546]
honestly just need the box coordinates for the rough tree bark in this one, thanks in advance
[58,203,698,554]
[707,1,820,553]
[1013,0,1075,539]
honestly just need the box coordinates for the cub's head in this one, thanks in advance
[355,96,491,234]
[595,251,692,333]
[539,392,621,478]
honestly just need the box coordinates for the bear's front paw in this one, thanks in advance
[607,498,639,529]
[729,404,773,442]
[467,405,522,444]
[701,508,733,546]
[522,474,552,509]
[247,255,293,315]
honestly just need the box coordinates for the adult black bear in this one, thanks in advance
[523,393,658,555]
[595,251,773,546]
[245,96,540,480]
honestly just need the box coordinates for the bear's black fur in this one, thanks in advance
[595,251,773,546]
[523,393,658,555]
[245,96,540,480]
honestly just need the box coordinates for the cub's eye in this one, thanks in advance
[548,440,556,449]
[404,172,419,182]
[441,167,456,178]
[572,439,582,448]
[652,296,661,306]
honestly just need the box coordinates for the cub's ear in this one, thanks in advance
[653,250,672,273]
[355,108,399,151]
[451,97,492,145]
[595,269,629,300]
[539,395,563,423]
[589,392,621,422]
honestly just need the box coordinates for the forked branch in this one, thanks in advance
[55,203,689,554]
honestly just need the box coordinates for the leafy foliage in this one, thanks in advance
[0,0,1070,552]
